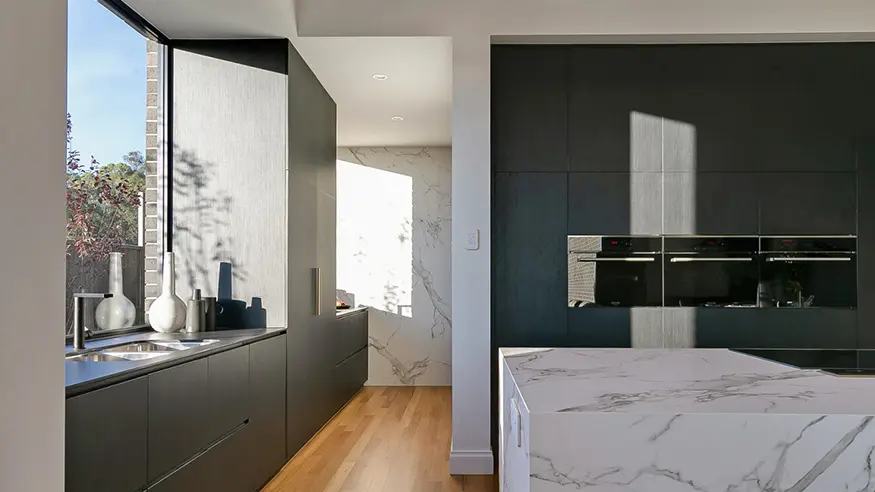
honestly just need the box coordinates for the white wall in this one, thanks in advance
[0,0,67,490]
[336,147,452,386]
[449,34,493,474]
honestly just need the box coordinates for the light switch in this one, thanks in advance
[465,229,480,250]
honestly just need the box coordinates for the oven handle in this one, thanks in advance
[765,257,852,262]
[669,257,752,263]
[577,257,656,263]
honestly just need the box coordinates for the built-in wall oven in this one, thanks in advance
[759,237,857,308]
[568,236,662,307]
[664,237,759,308]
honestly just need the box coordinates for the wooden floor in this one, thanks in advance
[262,387,497,492]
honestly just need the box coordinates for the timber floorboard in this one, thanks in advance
[262,387,497,492]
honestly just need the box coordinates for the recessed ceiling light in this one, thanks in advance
[391,116,404,121]
[372,73,388,81]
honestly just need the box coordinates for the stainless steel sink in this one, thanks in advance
[66,352,129,362]
[66,338,220,362]
[153,339,220,350]
[67,351,173,362]
[103,341,180,353]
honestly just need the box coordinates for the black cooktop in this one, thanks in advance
[820,368,875,376]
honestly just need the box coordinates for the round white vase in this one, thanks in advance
[148,252,186,333]
[95,252,137,331]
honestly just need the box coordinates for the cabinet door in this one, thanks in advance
[493,173,568,347]
[492,46,567,172]
[568,46,666,173]
[333,311,368,365]
[568,173,661,235]
[759,172,856,235]
[317,189,337,322]
[247,335,288,489]
[207,346,250,438]
[664,172,758,235]
[696,308,856,349]
[566,309,632,347]
[66,377,148,492]
[147,425,251,492]
[148,359,211,482]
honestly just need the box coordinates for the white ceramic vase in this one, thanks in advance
[148,252,186,333]
[95,252,137,331]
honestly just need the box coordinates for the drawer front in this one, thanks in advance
[147,423,252,492]
[66,377,148,492]
[207,346,250,438]
[148,359,211,482]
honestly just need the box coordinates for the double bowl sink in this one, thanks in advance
[66,339,219,362]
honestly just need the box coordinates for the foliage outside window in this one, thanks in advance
[66,0,154,335]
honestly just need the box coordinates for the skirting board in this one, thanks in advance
[449,445,494,475]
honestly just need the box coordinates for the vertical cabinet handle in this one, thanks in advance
[314,267,322,316]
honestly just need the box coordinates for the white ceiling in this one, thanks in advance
[124,0,452,147]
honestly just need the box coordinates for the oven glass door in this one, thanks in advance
[759,237,857,308]
[568,236,662,307]
[664,237,758,308]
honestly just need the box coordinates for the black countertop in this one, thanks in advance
[65,328,286,397]
[734,348,875,373]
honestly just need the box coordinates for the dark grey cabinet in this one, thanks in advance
[493,173,568,347]
[695,308,857,349]
[247,334,288,488]
[664,172,758,235]
[148,346,250,483]
[568,172,661,235]
[492,46,567,172]
[758,172,856,235]
[66,377,148,492]
[147,424,251,492]
[330,311,368,414]
[148,358,211,482]
[566,309,632,347]
[206,346,250,438]
[286,36,341,460]
[567,46,668,173]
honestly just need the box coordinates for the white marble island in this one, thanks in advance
[499,348,875,492]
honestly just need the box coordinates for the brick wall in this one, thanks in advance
[144,40,161,311]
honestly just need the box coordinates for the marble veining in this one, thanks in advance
[500,348,875,492]
[501,348,875,415]
[337,147,451,385]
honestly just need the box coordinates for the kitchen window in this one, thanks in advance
[66,0,167,336]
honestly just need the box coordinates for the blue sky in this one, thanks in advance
[67,0,146,165]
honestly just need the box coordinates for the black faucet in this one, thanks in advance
[72,292,112,351]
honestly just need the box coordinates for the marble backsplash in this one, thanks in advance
[337,147,451,386]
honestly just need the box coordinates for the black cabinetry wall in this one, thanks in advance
[492,43,875,352]
[170,39,352,462]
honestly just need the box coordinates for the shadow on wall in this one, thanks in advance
[172,146,266,328]
[336,147,452,385]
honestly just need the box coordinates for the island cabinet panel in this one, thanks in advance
[66,376,148,492]
[247,334,288,488]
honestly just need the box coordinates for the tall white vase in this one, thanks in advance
[95,252,137,330]
[148,252,186,333]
